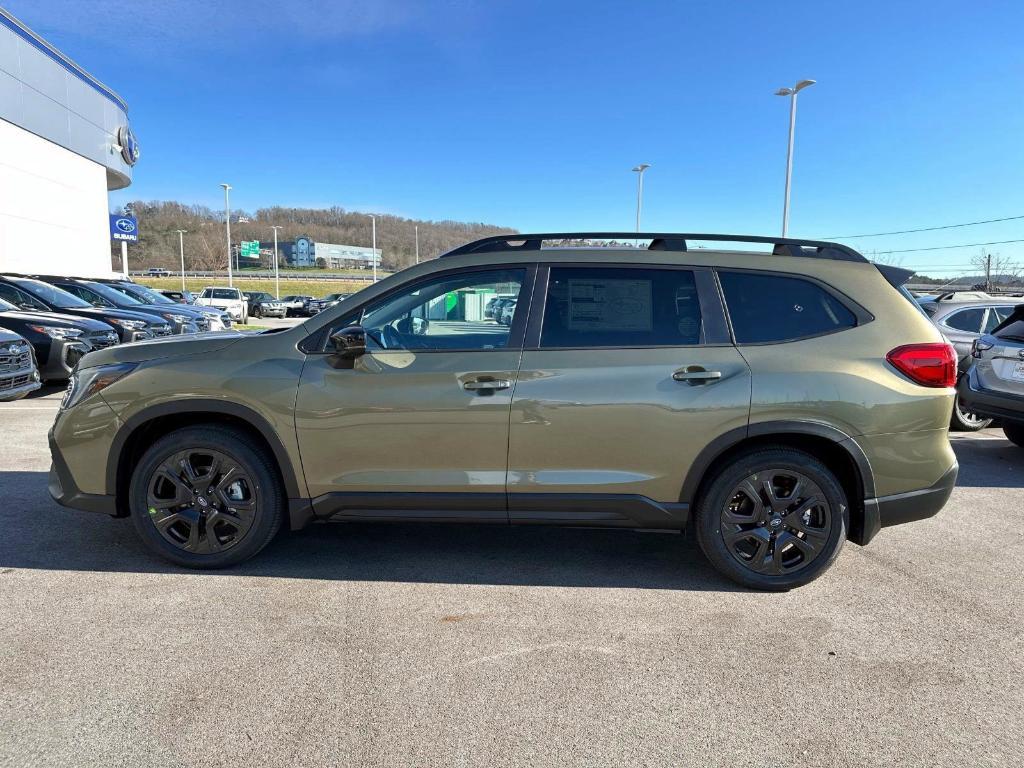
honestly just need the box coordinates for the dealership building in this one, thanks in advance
[0,9,136,278]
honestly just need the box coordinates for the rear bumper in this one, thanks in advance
[957,367,1024,425]
[857,461,958,544]
[47,430,117,515]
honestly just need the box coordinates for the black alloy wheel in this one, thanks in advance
[695,448,847,591]
[129,425,283,568]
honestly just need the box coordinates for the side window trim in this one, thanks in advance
[526,262,723,350]
[302,263,537,354]
[715,267,872,346]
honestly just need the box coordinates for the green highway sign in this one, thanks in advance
[240,240,260,259]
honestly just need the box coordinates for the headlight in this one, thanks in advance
[28,325,83,340]
[61,362,139,410]
[161,313,192,324]
[107,318,147,330]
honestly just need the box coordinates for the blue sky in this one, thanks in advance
[8,0,1024,273]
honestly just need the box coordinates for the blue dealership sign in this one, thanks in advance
[110,214,138,242]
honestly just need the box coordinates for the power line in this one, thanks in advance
[872,239,1024,255]
[824,214,1024,239]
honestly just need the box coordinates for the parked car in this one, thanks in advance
[498,298,517,326]
[0,275,168,344]
[490,297,515,323]
[0,295,115,382]
[49,232,959,590]
[280,295,315,317]
[158,289,196,305]
[195,287,247,323]
[92,279,230,331]
[320,293,353,309]
[146,268,170,277]
[0,328,41,401]
[23,274,181,337]
[243,292,287,319]
[917,292,1019,430]
[958,303,1024,449]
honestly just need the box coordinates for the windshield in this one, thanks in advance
[123,283,175,304]
[83,281,145,306]
[0,297,16,312]
[201,289,240,300]
[15,278,93,309]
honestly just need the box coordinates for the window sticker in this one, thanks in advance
[566,279,653,332]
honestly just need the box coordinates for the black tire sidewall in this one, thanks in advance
[128,426,283,568]
[695,448,848,591]
[1003,423,1024,448]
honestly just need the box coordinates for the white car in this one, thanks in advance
[195,286,247,323]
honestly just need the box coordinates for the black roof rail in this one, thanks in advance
[441,232,868,262]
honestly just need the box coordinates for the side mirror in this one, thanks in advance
[329,325,366,360]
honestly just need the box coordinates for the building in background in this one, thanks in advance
[0,9,136,277]
[259,236,382,269]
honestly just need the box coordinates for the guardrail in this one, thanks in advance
[130,270,381,282]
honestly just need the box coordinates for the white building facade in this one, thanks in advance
[0,9,135,278]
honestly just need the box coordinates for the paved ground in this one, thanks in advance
[1,387,1022,767]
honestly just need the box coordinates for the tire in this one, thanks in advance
[694,448,848,591]
[254,306,262,319]
[128,425,284,568]
[950,394,993,431]
[1004,423,1024,448]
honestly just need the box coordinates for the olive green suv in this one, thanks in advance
[48,233,959,590]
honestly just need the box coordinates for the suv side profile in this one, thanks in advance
[48,233,958,591]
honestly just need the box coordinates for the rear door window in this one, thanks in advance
[943,307,985,333]
[540,266,703,348]
[719,271,857,344]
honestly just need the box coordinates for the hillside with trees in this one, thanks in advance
[111,201,517,272]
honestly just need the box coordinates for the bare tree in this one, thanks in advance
[970,250,1021,292]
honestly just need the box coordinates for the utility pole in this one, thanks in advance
[415,224,419,264]
[175,229,187,291]
[631,164,650,232]
[986,252,993,293]
[775,79,816,236]
[370,215,378,282]
[270,225,283,299]
[220,183,233,287]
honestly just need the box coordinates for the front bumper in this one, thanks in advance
[857,461,958,544]
[40,340,89,382]
[48,430,117,515]
[0,370,41,400]
[957,367,1024,425]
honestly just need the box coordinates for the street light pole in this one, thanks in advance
[370,215,377,282]
[774,79,816,237]
[220,183,233,286]
[175,229,187,292]
[631,164,650,232]
[270,225,283,299]
[415,224,419,264]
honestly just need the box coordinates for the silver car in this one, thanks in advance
[919,292,1020,430]
[957,303,1024,448]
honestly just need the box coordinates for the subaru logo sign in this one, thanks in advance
[110,214,139,242]
[117,125,140,166]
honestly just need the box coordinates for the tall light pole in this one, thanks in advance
[270,225,283,299]
[631,164,650,232]
[370,215,377,282]
[175,229,187,292]
[220,183,233,286]
[414,224,419,264]
[775,79,816,237]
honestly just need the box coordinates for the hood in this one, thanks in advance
[79,330,249,369]
[0,308,113,331]
[0,328,25,344]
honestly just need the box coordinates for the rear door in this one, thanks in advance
[507,264,751,527]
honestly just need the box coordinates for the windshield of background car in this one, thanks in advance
[201,289,240,300]
[992,305,1024,341]
[132,285,176,304]
[0,297,18,312]
[15,278,93,309]
[84,281,145,305]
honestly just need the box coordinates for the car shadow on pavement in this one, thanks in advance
[950,435,1024,488]
[1,471,739,591]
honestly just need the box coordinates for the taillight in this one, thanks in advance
[886,343,957,388]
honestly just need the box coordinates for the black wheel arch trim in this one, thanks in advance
[105,399,303,500]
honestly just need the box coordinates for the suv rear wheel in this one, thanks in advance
[951,394,993,431]
[1004,424,1024,448]
[128,425,283,568]
[694,448,848,591]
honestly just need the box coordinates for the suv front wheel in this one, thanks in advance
[695,448,848,591]
[128,425,283,568]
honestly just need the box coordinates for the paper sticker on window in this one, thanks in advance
[566,279,653,331]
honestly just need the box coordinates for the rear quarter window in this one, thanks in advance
[719,271,858,344]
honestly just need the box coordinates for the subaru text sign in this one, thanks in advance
[110,215,138,242]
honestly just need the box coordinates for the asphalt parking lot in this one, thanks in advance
[1,388,1021,767]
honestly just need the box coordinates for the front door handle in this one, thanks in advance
[464,378,512,391]
[672,367,722,384]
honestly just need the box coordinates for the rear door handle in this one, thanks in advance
[463,378,512,391]
[672,367,722,383]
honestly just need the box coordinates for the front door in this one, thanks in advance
[508,264,751,527]
[296,265,533,522]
